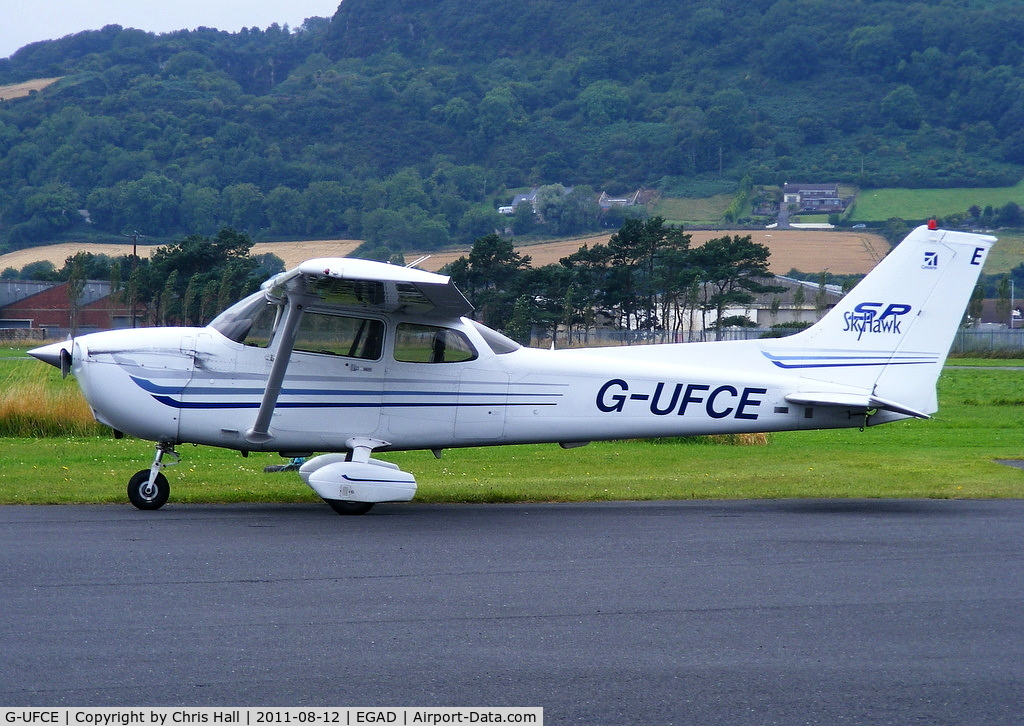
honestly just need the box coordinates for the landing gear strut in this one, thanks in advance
[127,442,178,510]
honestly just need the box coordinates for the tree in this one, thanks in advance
[158,270,180,326]
[18,183,80,230]
[113,173,181,234]
[302,182,350,236]
[4,0,1024,255]
[883,218,910,247]
[179,184,222,234]
[265,185,303,236]
[457,205,503,243]
[222,183,265,231]
[475,86,524,139]
[65,252,88,336]
[967,283,984,327]
[139,228,258,324]
[505,294,534,345]
[996,274,1011,327]
[577,80,630,124]
[445,233,531,329]
[997,202,1022,227]
[561,217,691,337]
[847,24,898,73]
[691,235,782,340]
[881,85,924,130]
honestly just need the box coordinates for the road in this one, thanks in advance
[1,500,1021,724]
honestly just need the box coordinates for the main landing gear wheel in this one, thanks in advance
[325,500,374,515]
[128,470,170,510]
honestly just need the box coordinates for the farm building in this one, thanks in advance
[0,279,139,340]
[679,275,848,336]
[782,183,851,213]
[499,188,540,215]
[597,189,644,210]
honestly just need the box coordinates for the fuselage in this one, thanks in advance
[63,310,900,455]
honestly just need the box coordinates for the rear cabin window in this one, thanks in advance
[394,323,477,363]
[470,320,521,354]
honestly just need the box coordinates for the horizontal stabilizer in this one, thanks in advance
[784,392,930,419]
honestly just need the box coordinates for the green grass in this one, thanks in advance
[849,180,1024,222]
[0,346,35,359]
[650,194,734,225]
[948,356,1024,366]
[979,229,1024,275]
[0,366,1022,504]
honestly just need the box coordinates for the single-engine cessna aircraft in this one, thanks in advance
[31,223,994,514]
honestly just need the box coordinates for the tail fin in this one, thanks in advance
[762,224,995,418]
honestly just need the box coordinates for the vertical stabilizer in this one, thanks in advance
[762,224,995,417]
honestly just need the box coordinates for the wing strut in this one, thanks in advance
[246,294,305,444]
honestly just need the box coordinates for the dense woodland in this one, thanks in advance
[1,0,1024,260]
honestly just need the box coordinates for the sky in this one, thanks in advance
[0,0,342,59]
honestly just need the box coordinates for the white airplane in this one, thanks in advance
[31,223,994,514]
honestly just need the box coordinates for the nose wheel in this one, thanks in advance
[127,442,177,510]
[128,470,169,509]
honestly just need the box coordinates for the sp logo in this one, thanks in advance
[843,302,912,339]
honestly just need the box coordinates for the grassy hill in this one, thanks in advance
[1,0,1024,260]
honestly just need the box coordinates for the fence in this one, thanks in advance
[0,329,45,343]
[540,327,1024,354]
[951,329,1024,355]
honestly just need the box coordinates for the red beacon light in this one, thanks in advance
[928,219,938,230]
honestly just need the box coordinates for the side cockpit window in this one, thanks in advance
[211,294,384,360]
[295,311,384,360]
[394,323,477,363]
[296,309,385,360]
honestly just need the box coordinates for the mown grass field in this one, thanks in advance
[650,194,735,225]
[849,180,1024,222]
[977,229,1024,274]
[2,346,1022,505]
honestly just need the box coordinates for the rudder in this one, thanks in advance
[762,224,995,417]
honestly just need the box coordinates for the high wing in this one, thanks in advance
[246,258,472,443]
[262,257,473,319]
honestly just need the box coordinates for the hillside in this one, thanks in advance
[0,0,1023,260]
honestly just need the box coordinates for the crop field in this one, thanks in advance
[2,347,1022,505]
[404,228,889,275]
[0,77,62,101]
[0,239,363,272]
[0,228,887,276]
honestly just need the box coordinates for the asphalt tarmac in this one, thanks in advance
[1,500,1022,724]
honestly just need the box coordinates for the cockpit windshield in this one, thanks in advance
[209,292,281,347]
